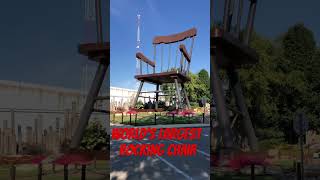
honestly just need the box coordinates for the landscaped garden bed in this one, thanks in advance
[111,111,208,126]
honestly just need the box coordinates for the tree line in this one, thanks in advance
[233,23,320,145]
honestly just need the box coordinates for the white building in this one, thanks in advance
[0,80,109,137]
[0,80,160,135]
[110,86,156,111]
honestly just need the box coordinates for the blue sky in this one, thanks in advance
[214,0,320,45]
[0,0,320,89]
[110,0,210,90]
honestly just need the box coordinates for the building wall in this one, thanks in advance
[0,80,109,142]
[0,81,163,147]
[110,86,156,110]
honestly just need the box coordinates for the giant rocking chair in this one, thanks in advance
[211,0,259,153]
[70,0,109,149]
[132,28,197,111]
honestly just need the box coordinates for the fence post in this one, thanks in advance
[135,114,137,126]
[121,112,124,124]
[296,162,302,180]
[10,165,16,180]
[64,165,68,180]
[202,113,205,123]
[251,164,255,180]
[172,114,175,124]
[81,165,86,180]
[52,163,56,173]
[154,113,157,125]
[38,163,42,180]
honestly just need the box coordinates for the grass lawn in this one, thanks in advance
[111,112,204,125]
[0,160,109,180]
[273,159,295,172]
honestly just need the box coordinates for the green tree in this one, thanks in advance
[160,70,210,107]
[282,23,316,71]
[160,83,175,102]
[237,23,320,144]
[198,69,210,87]
[185,72,199,102]
[185,70,210,104]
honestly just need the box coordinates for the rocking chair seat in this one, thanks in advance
[134,70,190,85]
[211,28,258,69]
[78,42,110,63]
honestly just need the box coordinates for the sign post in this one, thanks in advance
[293,111,308,180]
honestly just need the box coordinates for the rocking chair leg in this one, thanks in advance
[174,79,182,109]
[155,84,159,109]
[70,62,108,149]
[227,69,258,151]
[181,83,190,109]
[132,81,144,108]
[211,57,233,149]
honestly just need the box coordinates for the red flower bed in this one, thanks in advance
[126,109,137,115]
[179,109,196,116]
[31,155,47,164]
[229,152,269,171]
[53,153,94,165]
[167,109,196,116]
[166,110,179,116]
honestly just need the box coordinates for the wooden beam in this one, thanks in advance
[136,52,155,67]
[179,44,191,62]
[153,28,197,44]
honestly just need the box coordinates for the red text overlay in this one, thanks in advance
[112,127,202,156]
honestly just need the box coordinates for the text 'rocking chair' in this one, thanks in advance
[132,28,197,111]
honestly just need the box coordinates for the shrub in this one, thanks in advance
[259,138,284,150]
[136,101,144,109]
[190,102,199,108]
[80,121,108,151]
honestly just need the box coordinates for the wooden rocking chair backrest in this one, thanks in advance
[153,28,197,74]
[152,28,197,45]
[136,28,197,76]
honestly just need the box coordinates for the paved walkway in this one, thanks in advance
[110,126,210,180]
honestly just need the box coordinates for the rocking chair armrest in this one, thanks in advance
[136,52,155,67]
[179,44,191,62]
